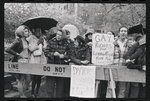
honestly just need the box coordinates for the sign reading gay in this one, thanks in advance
[70,65,96,98]
[92,33,114,65]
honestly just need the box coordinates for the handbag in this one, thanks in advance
[33,44,43,56]
[29,42,38,52]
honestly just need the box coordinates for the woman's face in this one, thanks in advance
[107,32,113,35]
[87,34,92,40]
[119,27,128,39]
[74,40,79,47]
[23,28,29,38]
[56,31,62,40]
[66,32,70,39]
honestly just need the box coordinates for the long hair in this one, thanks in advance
[74,35,85,48]
[15,25,29,38]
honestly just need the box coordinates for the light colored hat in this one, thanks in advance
[85,29,95,38]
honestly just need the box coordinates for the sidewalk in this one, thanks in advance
[4,76,47,98]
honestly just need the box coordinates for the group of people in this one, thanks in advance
[5,23,146,98]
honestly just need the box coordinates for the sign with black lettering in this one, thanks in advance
[43,66,50,72]
[4,62,70,77]
[92,33,114,65]
[70,65,96,98]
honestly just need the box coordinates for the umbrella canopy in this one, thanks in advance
[128,24,145,35]
[22,17,58,34]
[62,24,80,41]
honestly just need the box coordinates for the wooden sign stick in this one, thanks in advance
[109,68,116,98]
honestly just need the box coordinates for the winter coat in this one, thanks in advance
[44,37,71,65]
[70,45,90,65]
[113,39,128,66]
[5,38,23,62]
[123,42,139,60]
[126,44,146,71]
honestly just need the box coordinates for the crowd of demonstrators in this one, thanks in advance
[5,23,146,98]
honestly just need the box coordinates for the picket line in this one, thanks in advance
[4,61,145,83]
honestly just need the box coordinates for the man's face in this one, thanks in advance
[56,31,62,40]
[119,27,128,39]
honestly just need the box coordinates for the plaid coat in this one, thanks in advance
[44,37,71,64]
[113,39,129,66]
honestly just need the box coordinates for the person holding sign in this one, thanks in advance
[44,28,71,98]
[110,26,130,98]
[70,35,90,65]
[5,25,31,98]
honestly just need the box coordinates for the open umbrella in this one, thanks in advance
[62,24,80,41]
[22,17,58,34]
[128,24,145,35]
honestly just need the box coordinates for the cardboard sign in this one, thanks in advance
[70,65,96,98]
[92,33,114,65]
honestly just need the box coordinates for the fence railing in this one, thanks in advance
[4,61,145,83]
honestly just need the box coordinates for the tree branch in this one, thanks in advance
[106,4,126,15]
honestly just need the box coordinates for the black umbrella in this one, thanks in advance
[22,17,58,34]
[128,24,145,35]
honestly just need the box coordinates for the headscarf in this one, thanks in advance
[45,27,59,41]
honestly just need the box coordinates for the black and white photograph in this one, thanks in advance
[4,3,146,98]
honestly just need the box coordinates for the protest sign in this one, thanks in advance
[92,33,114,65]
[70,65,96,98]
